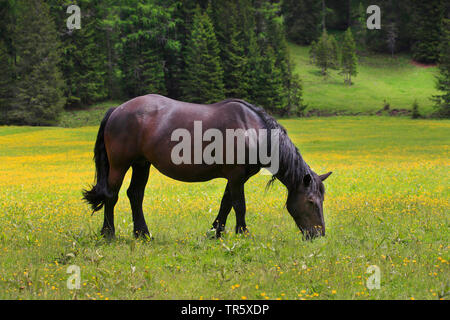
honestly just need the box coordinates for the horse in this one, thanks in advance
[83,94,332,240]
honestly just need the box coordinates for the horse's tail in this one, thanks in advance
[82,107,116,213]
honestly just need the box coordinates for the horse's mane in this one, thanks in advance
[223,99,311,190]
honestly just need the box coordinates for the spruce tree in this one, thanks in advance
[10,0,65,125]
[99,0,122,100]
[386,22,398,58]
[412,0,445,63]
[364,0,414,54]
[119,0,179,98]
[329,34,340,70]
[309,41,317,64]
[255,1,303,114]
[166,0,208,98]
[181,8,225,104]
[244,28,262,104]
[411,100,421,119]
[433,18,450,117]
[340,28,358,85]
[0,0,16,124]
[284,60,304,116]
[282,0,322,45]
[47,0,109,108]
[315,30,333,76]
[0,39,13,124]
[141,47,167,95]
[64,1,108,107]
[210,1,248,99]
[252,46,285,113]
[354,2,367,50]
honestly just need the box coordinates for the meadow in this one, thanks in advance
[0,117,448,300]
[289,43,440,116]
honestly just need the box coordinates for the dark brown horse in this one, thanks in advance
[83,94,331,240]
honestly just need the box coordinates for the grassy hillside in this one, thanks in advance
[0,118,448,299]
[55,43,441,127]
[58,101,123,128]
[289,43,439,116]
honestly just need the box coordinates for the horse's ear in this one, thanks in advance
[303,174,312,187]
[319,172,332,181]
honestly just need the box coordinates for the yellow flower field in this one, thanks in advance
[0,117,448,300]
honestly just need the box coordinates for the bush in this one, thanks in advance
[411,100,421,119]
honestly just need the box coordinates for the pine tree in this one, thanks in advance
[210,1,248,99]
[364,0,414,54]
[252,46,285,113]
[309,41,317,64]
[329,34,340,69]
[0,0,16,124]
[47,0,109,108]
[284,60,304,116]
[10,0,65,125]
[180,8,225,104]
[315,30,334,76]
[119,0,179,98]
[433,18,450,117]
[0,39,14,124]
[282,0,322,45]
[244,28,262,104]
[98,0,122,100]
[386,22,398,58]
[354,2,367,50]
[412,0,445,63]
[411,100,421,119]
[340,28,358,85]
[68,1,108,107]
[141,47,167,95]
[248,0,303,114]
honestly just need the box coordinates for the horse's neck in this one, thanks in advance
[275,151,307,191]
[275,159,298,190]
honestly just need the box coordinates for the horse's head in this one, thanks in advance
[286,171,332,240]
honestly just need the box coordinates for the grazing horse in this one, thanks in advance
[83,94,332,239]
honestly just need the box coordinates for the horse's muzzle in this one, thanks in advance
[302,226,325,240]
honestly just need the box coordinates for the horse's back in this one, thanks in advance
[107,94,264,135]
[103,94,266,181]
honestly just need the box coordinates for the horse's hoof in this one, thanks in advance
[100,229,115,240]
[134,230,153,241]
[236,227,250,237]
[143,233,154,241]
[206,228,217,239]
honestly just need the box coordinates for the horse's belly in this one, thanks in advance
[151,162,225,183]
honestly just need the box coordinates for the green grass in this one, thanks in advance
[0,117,448,300]
[289,43,440,116]
[58,101,122,128]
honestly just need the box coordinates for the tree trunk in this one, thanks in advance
[322,0,326,31]
[106,29,113,99]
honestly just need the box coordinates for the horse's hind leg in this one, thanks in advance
[211,183,232,238]
[127,162,151,239]
[101,165,128,239]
